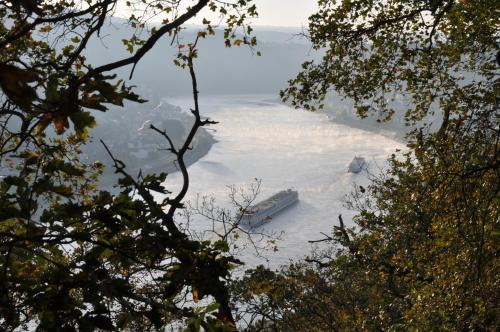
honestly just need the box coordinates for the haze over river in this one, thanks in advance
[154,95,404,268]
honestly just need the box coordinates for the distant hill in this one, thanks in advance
[83,18,316,98]
[78,18,319,186]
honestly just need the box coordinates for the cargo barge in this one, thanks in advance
[239,189,299,228]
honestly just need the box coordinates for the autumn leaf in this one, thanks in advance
[54,116,69,134]
[192,287,199,303]
[37,113,54,133]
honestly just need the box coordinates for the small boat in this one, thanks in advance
[348,156,366,173]
[239,189,299,228]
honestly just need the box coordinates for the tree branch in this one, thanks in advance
[80,0,209,81]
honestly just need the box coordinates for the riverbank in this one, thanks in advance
[89,101,217,190]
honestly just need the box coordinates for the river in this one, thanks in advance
[154,94,404,268]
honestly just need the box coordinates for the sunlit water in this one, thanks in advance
[154,95,404,269]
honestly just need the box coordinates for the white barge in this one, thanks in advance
[348,156,366,173]
[239,189,299,228]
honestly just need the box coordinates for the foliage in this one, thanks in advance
[0,0,258,330]
[281,0,498,123]
[236,0,500,331]
[234,109,499,330]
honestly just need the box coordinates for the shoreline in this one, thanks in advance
[98,95,409,191]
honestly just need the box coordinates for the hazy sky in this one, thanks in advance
[250,0,318,27]
[116,1,318,28]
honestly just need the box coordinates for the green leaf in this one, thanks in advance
[69,111,96,138]
[45,75,59,103]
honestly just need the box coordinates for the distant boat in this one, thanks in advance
[348,156,366,173]
[239,189,299,228]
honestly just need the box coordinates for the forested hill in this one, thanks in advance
[84,20,314,97]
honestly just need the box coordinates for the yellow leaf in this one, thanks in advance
[40,25,51,33]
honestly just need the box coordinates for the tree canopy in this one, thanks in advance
[237,0,499,330]
[0,1,258,330]
[282,0,498,125]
